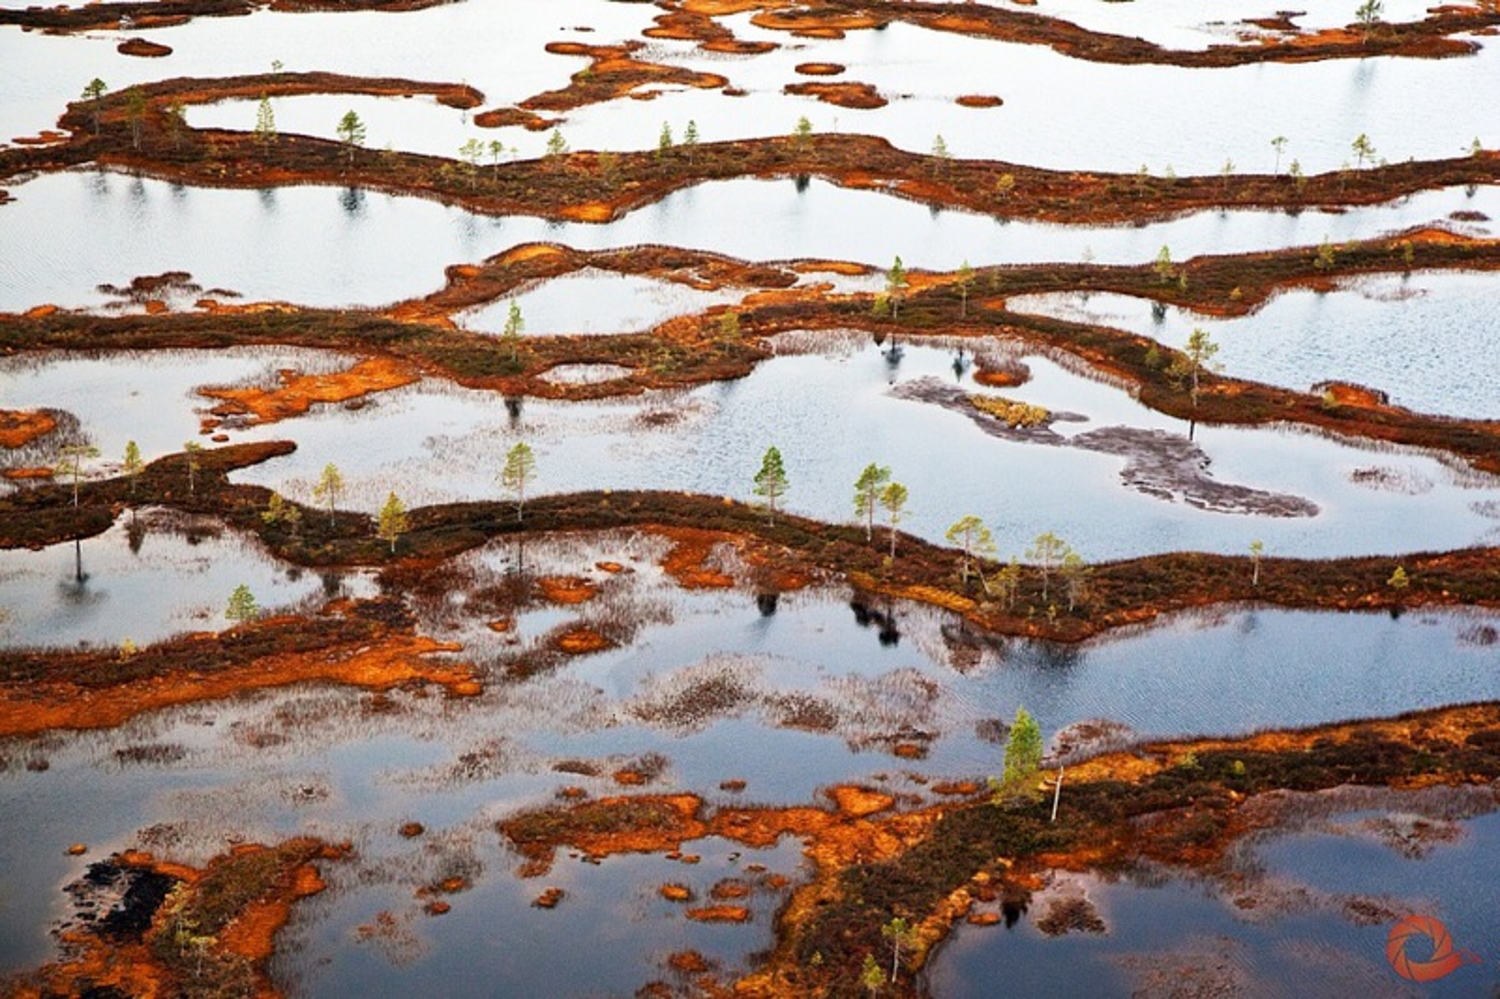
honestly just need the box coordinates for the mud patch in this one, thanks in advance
[1072,426,1320,517]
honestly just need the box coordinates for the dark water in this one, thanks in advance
[928,802,1500,998]
[1,546,1497,992]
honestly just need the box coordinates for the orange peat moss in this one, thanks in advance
[9,133,69,147]
[536,575,600,604]
[667,950,712,973]
[501,785,938,878]
[472,106,558,131]
[783,80,887,109]
[0,409,57,448]
[792,259,871,277]
[646,7,779,53]
[972,367,1029,388]
[1,467,54,481]
[750,7,886,38]
[533,887,566,908]
[0,620,478,739]
[685,905,751,923]
[956,94,1004,108]
[117,38,173,58]
[710,879,752,900]
[526,42,728,112]
[200,356,420,425]
[794,62,847,75]
[1319,381,1388,408]
[217,855,329,963]
[553,626,614,655]
[657,526,738,589]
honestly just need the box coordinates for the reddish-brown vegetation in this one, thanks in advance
[0,409,57,448]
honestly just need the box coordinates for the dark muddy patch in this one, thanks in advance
[64,859,177,943]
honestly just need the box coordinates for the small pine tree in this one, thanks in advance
[853,464,892,542]
[997,706,1043,799]
[931,133,950,176]
[1153,245,1175,283]
[312,462,344,526]
[1165,327,1221,408]
[500,442,537,522]
[956,259,974,318]
[881,917,918,985]
[502,299,525,360]
[861,954,886,996]
[885,256,908,319]
[225,584,259,624]
[336,110,366,169]
[1026,531,1068,602]
[879,481,908,559]
[253,94,277,148]
[181,441,203,495]
[946,515,995,586]
[792,115,813,152]
[81,78,108,135]
[124,87,146,150]
[377,492,408,553]
[122,440,143,498]
[753,446,790,524]
[60,444,101,506]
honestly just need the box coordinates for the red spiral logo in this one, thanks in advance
[1386,914,1481,982]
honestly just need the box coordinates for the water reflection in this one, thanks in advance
[6,172,1498,310]
[339,186,365,217]
[218,342,1500,560]
[1011,272,1500,418]
[0,511,351,649]
[1,546,1497,983]
[929,797,1500,999]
